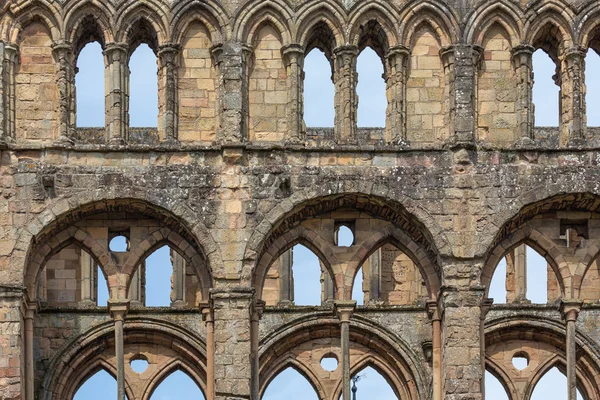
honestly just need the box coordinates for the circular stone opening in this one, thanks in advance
[512,353,529,371]
[130,356,149,374]
[320,355,339,372]
[109,235,129,252]
[336,225,354,247]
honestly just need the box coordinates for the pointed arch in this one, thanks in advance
[259,358,325,400]
[296,1,346,56]
[524,4,575,60]
[64,1,114,58]
[171,1,228,45]
[348,2,399,57]
[398,1,458,48]
[464,2,523,47]
[578,2,600,50]
[72,362,134,400]
[485,357,518,400]
[5,0,61,43]
[346,225,440,301]
[482,227,567,299]
[116,2,168,53]
[254,225,339,301]
[142,361,206,400]
[234,0,292,46]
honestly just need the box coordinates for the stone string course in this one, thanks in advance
[2,0,600,400]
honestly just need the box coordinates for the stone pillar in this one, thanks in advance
[211,288,253,400]
[23,301,37,400]
[505,244,527,303]
[250,300,265,400]
[322,265,335,305]
[80,250,96,305]
[511,45,535,145]
[440,278,485,399]
[200,303,215,400]
[282,44,305,143]
[158,44,180,143]
[0,286,24,399]
[441,45,482,146]
[0,42,18,145]
[278,248,294,306]
[562,47,586,146]
[560,300,582,400]
[333,45,359,144]
[427,301,442,400]
[335,301,356,400]
[108,300,129,400]
[368,248,382,304]
[129,264,144,306]
[479,298,494,397]
[385,46,409,145]
[104,43,129,144]
[211,43,252,143]
[51,42,76,144]
[170,249,186,307]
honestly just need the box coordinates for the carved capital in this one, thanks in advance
[108,300,130,321]
[560,299,583,323]
[334,300,356,322]
[281,43,304,67]
[104,43,129,62]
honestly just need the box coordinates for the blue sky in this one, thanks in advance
[74,44,597,399]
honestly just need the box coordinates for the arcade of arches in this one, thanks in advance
[4,0,600,400]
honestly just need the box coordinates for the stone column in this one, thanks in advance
[200,303,215,400]
[108,300,130,400]
[511,45,535,145]
[333,45,359,144]
[80,250,96,305]
[158,44,180,143]
[104,43,129,144]
[0,42,18,145]
[322,266,335,305]
[52,42,76,144]
[170,249,186,307]
[335,301,356,400]
[562,47,586,146]
[441,45,482,146]
[440,278,485,399]
[479,298,494,397]
[211,43,252,143]
[505,244,527,303]
[23,300,37,400]
[250,300,265,400]
[129,264,144,306]
[368,248,382,304]
[282,44,305,143]
[385,46,409,145]
[0,286,24,399]
[211,288,253,400]
[278,248,294,306]
[427,301,442,400]
[560,300,582,400]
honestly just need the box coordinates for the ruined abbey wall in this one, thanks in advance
[2,0,600,399]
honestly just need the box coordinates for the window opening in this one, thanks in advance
[357,47,386,127]
[303,49,334,127]
[76,42,105,127]
[129,44,158,127]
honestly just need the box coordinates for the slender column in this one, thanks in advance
[200,303,215,400]
[170,249,186,307]
[505,244,527,303]
[211,43,252,143]
[108,300,130,400]
[562,47,586,146]
[80,250,96,305]
[158,44,181,143]
[441,45,482,146]
[511,45,535,145]
[479,298,494,397]
[0,42,18,144]
[427,301,442,400]
[23,301,37,400]
[278,248,294,306]
[385,45,409,145]
[282,44,305,143]
[335,301,356,400]
[333,45,359,144]
[251,300,265,400]
[368,248,382,304]
[104,43,129,144]
[52,42,76,144]
[561,300,582,400]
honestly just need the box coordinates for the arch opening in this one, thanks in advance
[262,367,319,400]
[585,50,600,127]
[76,42,105,128]
[356,47,386,128]
[129,43,158,128]
[73,369,118,400]
[531,367,584,400]
[533,49,560,127]
[488,244,555,304]
[485,370,509,400]
[303,48,335,127]
[149,369,205,400]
